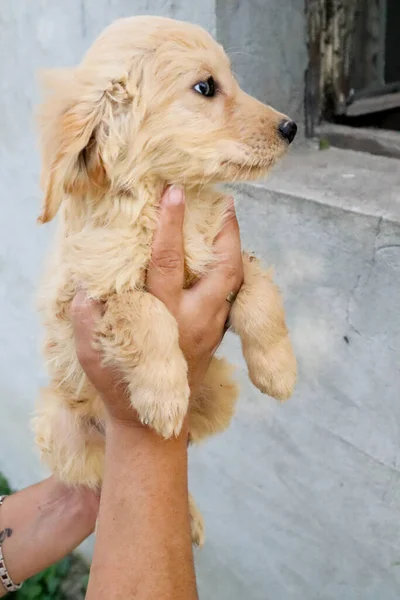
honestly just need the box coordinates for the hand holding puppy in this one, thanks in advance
[71,186,243,426]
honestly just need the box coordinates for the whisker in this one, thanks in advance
[227,50,256,59]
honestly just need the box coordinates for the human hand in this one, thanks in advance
[147,186,243,394]
[71,186,243,425]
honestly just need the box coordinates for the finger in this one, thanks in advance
[189,199,243,315]
[147,186,185,306]
[71,292,104,368]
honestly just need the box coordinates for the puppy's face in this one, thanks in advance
[38,17,296,221]
[130,28,296,184]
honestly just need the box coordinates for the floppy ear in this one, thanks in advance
[37,69,130,223]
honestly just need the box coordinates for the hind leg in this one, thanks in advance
[189,356,239,444]
[33,385,105,489]
[189,493,205,547]
[188,356,239,546]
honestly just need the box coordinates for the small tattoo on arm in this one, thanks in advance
[0,529,12,544]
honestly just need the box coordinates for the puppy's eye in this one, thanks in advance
[193,77,216,98]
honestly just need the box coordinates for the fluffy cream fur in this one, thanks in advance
[33,16,297,546]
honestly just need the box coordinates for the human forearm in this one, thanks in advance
[0,477,97,596]
[86,420,198,600]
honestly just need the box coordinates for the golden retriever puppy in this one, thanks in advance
[33,16,297,546]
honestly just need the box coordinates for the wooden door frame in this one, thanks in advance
[305,0,360,137]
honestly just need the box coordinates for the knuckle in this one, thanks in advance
[70,295,85,320]
[76,342,102,374]
[152,248,182,271]
[221,262,240,285]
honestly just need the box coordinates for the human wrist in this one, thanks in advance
[44,477,98,530]
[188,358,213,399]
[1,478,98,585]
[105,405,190,443]
[104,414,189,471]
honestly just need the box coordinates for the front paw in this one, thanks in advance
[245,335,297,401]
[133,384,190,438]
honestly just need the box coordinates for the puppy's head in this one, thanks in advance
[38,16,296,222]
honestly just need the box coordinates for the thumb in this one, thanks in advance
[147,186,185,307]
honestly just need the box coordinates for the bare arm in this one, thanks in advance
[88,423,195,599]
[75,186,243,600]
[0,478,98,598]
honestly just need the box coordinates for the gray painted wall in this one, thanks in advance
[217,0,306,122]
[0,0,304,481]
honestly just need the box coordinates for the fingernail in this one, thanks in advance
[165,185,184,206]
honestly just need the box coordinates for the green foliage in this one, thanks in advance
[0,473,89,599]
[16,558,72,600]
[319,136,330,150]
[0,473,12,496]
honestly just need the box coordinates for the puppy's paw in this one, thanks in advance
[133,384,190,438]
[189,494,205,548]
[246,336,297,401]
[191,512,205,548]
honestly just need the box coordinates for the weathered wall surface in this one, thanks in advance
[217,0,306,122]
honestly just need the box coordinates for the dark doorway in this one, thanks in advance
[306,0,400,135]
[385,0,400,85]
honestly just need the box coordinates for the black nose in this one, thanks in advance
[278,119,297,144]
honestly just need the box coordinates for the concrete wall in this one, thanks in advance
[216,0,306,122]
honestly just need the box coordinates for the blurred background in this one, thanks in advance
[0,1,399,599]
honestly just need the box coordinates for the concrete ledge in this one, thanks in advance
[245,144,400,223]
[316,123,400,161]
